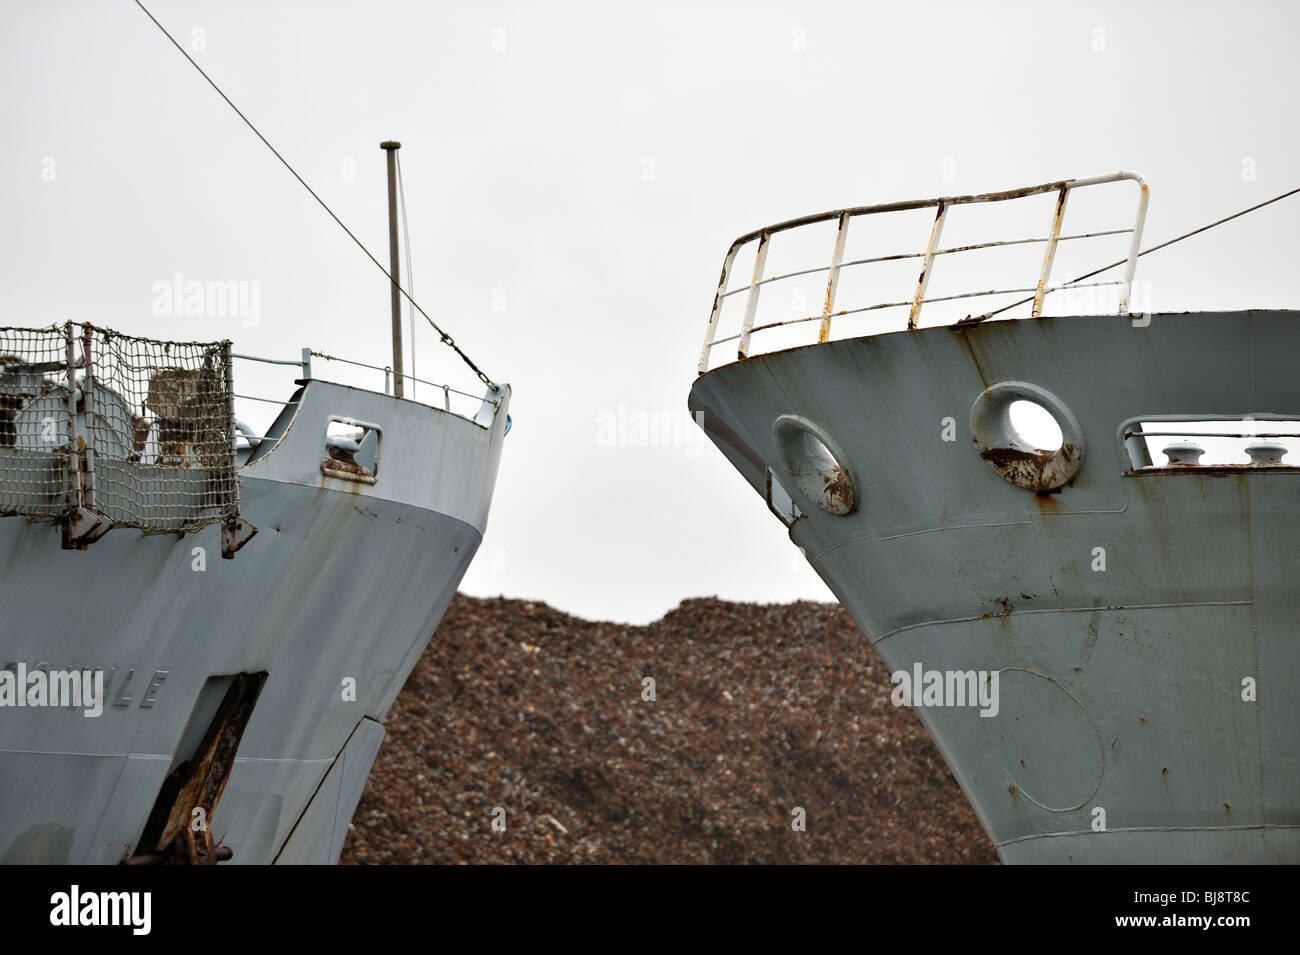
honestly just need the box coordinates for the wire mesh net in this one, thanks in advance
[0,325,74,520]
[0,322,238,534]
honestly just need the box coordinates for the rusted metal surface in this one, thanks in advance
[321,444,374,479]
[736,232,770,361]
[699,171,1150,373]
[1161,441,1205,466]
[969,380,1085,492]
[1130,430,1300,440]
[978,442,1082,493]
[699,245,741,372]
[821,469,855,513]
[908,202,948,329]
[1031,187,1070,318]
[689,309,1300,862]
[818,212,851,343]
[771,414,857,515]
[1246,441,1287,465]
[784,455,856,514]
[132,673,265,865]
[696,307,1300,867]
[1121,423,1300,471]
[1118,179,1150,314]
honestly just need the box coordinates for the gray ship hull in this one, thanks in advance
[690,310,1300,863]
[0,376,509,864]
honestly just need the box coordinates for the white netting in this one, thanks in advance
[0,322,238,534]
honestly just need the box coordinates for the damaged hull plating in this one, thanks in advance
[690,310,1300,863]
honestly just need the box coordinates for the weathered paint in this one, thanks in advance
[0,376,510,864]
[690,310,1300,863]
[699,171,1149,373]
[136,673,265,864]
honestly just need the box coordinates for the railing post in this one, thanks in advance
[703,171,1148,365]
[737,232,771,361]
[300,347,312,379]
[699,245,740,374]
[1032,185,1070,318]
[1118,179,1150,315]
[908,202,947,329]
[80,325,95,511]
[219,338,260,557]
[223,341,238,517]
[819,212,851,343]
[64,322,79,511]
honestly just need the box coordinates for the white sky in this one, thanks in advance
[4,0,1298,622]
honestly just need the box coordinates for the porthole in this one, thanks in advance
[970,382,1083,492]
[1008,399,1063,452]
[772,414,856,515]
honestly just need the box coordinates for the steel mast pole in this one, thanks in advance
[380,141,404,398]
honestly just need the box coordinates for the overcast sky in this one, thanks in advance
[4,0,1297,622]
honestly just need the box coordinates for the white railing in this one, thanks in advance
[306,350,498,420]
[229,348,504,454]
[698,171,1149,374]
[232,348,500,421]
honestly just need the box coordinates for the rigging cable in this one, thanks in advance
[972,185,1300,322]
[395,149,416,401]
[131,0,495,388]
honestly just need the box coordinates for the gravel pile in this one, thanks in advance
[340,594,996,864]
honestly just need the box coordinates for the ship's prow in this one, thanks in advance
[0,325,511,864]
[688,173,1300,863]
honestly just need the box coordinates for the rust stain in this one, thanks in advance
[129,673,265,865]
[322,444,372,477]
[950,326,990,388]
[785,457,855,514]
[821,469,855,513]
[1141,464,1300,476]
[979,442,1079,493]
[982,596,1015,618]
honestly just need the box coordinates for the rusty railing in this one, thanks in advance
[698,171,1149,374]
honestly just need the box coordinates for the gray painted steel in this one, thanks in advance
[690,310,1300,863]
[274,717,386,864]
[0,376,509,864]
